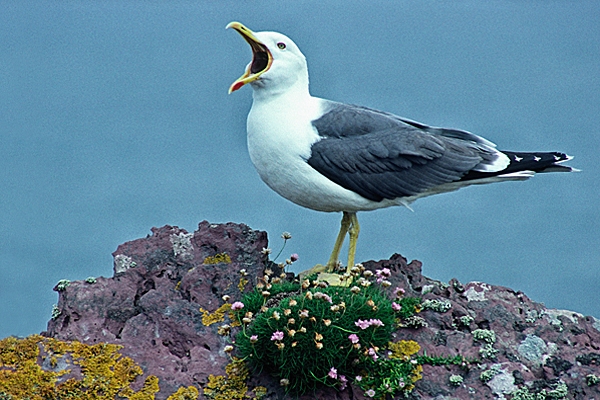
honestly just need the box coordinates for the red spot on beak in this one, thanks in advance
[231,81,245,92]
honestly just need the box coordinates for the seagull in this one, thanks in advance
[226,21,574,272]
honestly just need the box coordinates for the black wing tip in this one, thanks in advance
[459,151,576,182]
[502,151,576,173]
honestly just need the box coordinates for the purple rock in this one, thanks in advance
[43,222,600,399]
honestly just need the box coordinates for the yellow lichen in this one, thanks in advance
[237,277,248,292]
[203,253,232,265]
[0,334,162,399]
[387,340,421,360]
[0,335,39,365]
[166,385,200,400]
[252,386,268,398]
[128,376,161,400]
[403,363,424,391]
[203,357,251,400]
[230,318,241,328]
[411,364,423,383]
[200,303,232,326]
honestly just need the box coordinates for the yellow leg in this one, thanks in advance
[347,212,360,269]
[325,212,352,270]
[299,211,360,279]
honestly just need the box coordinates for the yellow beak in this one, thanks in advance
[226,22,273,93]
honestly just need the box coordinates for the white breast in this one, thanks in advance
[246,95,391,212]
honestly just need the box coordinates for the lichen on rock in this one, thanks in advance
[0,334,163,399]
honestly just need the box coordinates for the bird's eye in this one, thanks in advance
[277,42,286,50]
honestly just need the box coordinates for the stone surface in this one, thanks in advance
[44,221,600,399]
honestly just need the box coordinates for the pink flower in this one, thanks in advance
[368,318,384,327]
[290,253,299,262]
[355,319,370,330]
[250,335,258,343]
[314,292,333,303]
[355,375,363,382]
[270,331,284,341]
[368,347,379,361]
[375,268,391,283]
[339,375,348,390]
[365,389,376,397]
[394,287,405,297]
[323,294,332,303]
[355,319,385,330]
[231,301,244,311]
[348,333,360,344]
[392,302,402,312]
[328,367,338,379]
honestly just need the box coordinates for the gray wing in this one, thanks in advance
[307,102,498,202]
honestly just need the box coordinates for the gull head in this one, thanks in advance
[227,22,308,95]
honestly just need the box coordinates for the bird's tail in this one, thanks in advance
[460,151,576,183]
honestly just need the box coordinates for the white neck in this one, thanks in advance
[251,70,311,104]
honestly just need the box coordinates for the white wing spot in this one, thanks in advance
[554,155,560,161]
[533,156,541,162]
[514,155,523,162]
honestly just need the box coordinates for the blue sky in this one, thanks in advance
[1,1,599,338]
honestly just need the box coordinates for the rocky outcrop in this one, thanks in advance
[44,221,600,399]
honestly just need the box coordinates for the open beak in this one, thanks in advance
[226,22,273,93]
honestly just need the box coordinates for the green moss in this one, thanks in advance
[479,343,499,359]
[399,315,428,329]
[473,329,498,359]
[479,370,496,383]
[587,374,600,386]
[449,374,463,386]
[511,387,542,400]
[510,383,569,400]
[51,304,61,320]
[56,279,71,291]
[472,329,496,344]
[479,364,501,383]
[358,355,423,395]
[422,299,451,313]
[546,382,568,399]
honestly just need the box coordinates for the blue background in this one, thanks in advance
[1,1,598,338]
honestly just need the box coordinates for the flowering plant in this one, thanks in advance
[232,266,432,397]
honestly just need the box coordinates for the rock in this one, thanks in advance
[43,221,600,399]
[44,221,270,398]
